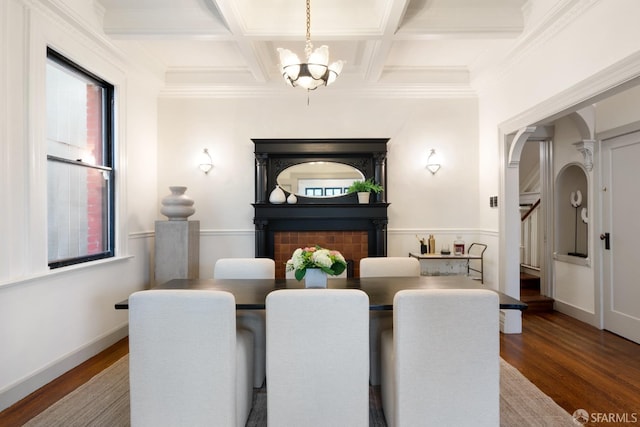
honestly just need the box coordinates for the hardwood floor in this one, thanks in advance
[1,312,639,426]
[501,312,640,425]
[0,337,129,426]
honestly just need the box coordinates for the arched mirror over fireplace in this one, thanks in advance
[252,138,389,278]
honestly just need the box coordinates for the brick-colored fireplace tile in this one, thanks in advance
[274,231,368,279]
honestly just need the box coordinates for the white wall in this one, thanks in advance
[473,0,640,332]
[156,96,489,282]
[596,85,640,133]
[551,116,595,316]
[0,0,160,410]
[476,0,640,130]
[476,0,640,226]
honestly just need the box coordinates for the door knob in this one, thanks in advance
[600,232,610,250]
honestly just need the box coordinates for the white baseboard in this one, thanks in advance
[0,323,128,412]
[520,265,540,276]
[553,300,599,329]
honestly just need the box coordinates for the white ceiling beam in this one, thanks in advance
[364,0,411,83]
[209,0,269,83]
[102,1,230,38]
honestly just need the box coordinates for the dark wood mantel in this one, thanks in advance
[252,138,389,259]
[253,202,389,259]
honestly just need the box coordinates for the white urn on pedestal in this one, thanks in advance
[160,186,195,220]
[156,186,199,286]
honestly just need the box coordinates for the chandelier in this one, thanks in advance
[277,0,344,90]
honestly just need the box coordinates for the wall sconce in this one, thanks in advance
[199,148,213,174]
[426,149,441,174]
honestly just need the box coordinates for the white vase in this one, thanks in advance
[287,193,297,204]
[160,186,195,221]
[269,185,286,204]
[357,192,370,204]
[304,268,327,288]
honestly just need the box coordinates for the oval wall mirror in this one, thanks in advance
[277,162,365,198]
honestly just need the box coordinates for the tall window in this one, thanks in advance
[46,48,115,268]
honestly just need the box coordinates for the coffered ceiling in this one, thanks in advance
[99,0,527,95]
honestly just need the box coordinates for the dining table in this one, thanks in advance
[114,275,527,311]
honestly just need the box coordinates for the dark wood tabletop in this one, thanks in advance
[115,275,527,311]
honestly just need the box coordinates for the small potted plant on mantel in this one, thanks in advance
[347,178,384,204]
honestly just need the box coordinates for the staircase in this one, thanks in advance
[520,272,554,314]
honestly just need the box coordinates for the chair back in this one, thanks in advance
[214,257,275,279]
[359,256,419,385]
[359,257,420,277]
[385,289,499,426]
[213,257,274,388]
[129,290,240,427]
[266,289,370,427]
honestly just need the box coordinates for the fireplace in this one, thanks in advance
[254,202,388,278]
[252,138,389,277]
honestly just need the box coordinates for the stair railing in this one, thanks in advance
[521,199,541,269]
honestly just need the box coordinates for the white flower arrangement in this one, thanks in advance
[285,245,347,281]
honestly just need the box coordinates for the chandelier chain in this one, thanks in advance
[304,0,312,59]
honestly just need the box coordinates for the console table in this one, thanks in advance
[410,246,485,283]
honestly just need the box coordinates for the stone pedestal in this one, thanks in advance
[154,220,200,286]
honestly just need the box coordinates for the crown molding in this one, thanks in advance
[500,50,640,134]
[23,0,127,68]
[161,64,476,98]
[472,0,600,91]
[158,83,477,99]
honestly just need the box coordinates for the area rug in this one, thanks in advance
[24,356,576,426]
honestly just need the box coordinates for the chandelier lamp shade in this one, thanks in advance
[277,0,344,90]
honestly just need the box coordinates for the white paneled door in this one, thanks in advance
[601,131,640,344]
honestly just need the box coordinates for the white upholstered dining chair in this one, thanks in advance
[380,289,499,427]
[266,289,370,427]
[128,289,254,427]
[359,256,421,278]
[359,256,421,385]
[214,257,275,388]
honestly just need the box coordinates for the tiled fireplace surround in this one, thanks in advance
[274,231,369,278]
